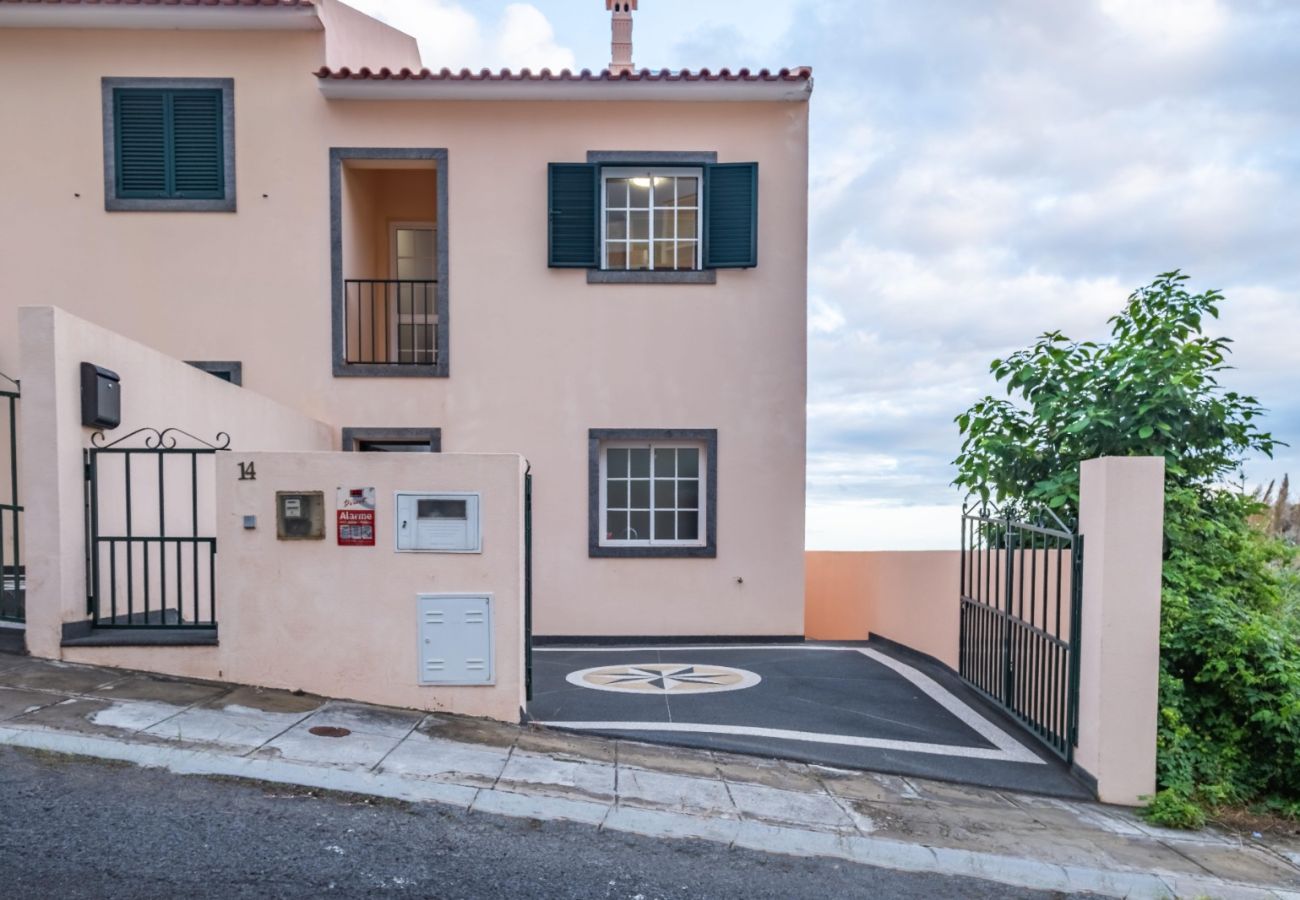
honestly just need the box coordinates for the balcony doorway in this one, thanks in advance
[331,148,448,377]
[390,222,437,366]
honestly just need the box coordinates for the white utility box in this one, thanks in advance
[395,492,481,552]
[417,594,494,685]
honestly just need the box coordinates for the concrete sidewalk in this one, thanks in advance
[0,650,1297,899]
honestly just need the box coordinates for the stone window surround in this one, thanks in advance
[330,147,450,378]
[185,361,242,386]
[101,76,236,213]
[588,427,718,558]
[586,151,718,285]
[341,427,442,452]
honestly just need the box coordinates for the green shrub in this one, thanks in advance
[1157,487,1300,814]
[1145,787,1208,830]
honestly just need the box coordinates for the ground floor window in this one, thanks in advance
[341,427,441,453]
[186,361,242,386]
[588,428,717,558]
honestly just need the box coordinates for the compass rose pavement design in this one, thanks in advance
[566,663,762,695]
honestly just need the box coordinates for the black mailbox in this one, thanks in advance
[80,363,121,430]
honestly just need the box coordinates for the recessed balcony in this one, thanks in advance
[331,149,448,377]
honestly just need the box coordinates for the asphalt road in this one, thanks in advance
[0,747,1071,899]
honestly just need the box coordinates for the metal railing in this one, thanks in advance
[343,279,439,366]
[959,505,1084,762]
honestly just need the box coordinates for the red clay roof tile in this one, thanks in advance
[313,66,812,83]
[0,1,313,7]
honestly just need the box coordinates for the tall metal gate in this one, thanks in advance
[0,372,21,623]
[959,506,1084,761]
[85,428,229,629]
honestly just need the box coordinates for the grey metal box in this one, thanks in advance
[417,594,494,685]
[79,362,121,430]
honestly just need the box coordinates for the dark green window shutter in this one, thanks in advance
[170,90,225,198]
[114,89,168,198]
[113,88,225,200]
[703,162,758,269]
[548,163,599,268]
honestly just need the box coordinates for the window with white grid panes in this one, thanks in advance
[601,168,702,271]
[600,443,704,546]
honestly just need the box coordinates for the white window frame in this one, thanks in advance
[600,166,703,272]
[388,220,438,365]
[597,440,707,549]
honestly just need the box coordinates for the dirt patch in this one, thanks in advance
[15,746,134,770]
[200,774,416,812]
[1211,805,1300,839]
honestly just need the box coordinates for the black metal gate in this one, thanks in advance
[0,372,22,624]
[959,506,1084,761]
[85,428,229,629]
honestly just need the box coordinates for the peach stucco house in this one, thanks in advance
[0,0,812,642]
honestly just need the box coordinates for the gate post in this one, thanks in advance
[1075,456,1165,805]
[17,308,88,657]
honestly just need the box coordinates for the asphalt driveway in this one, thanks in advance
[528,642,1089,799]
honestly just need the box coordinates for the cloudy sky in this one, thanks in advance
[348,0,1300,549]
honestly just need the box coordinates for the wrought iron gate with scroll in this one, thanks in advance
[959,507,1084,762]
[85,428,229,629]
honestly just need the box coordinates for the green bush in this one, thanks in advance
[953,272,1299,825]
[1158,487,1300,813]
[1145,787,1207,830]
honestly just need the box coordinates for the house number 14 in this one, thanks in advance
[238,462,256,481]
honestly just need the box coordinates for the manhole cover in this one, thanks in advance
[566,663,761,695]
[308,726,351,738]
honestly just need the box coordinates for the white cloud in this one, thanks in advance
[345,0,575,71]
[495,3,576,71]
[1098,0,1226,51]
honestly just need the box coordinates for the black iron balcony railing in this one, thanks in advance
[343,279,439,366]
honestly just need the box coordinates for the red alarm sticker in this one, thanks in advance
[337,487,376,547]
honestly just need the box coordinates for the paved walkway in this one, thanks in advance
[529,642,1088,798]
[1,649,1298,898]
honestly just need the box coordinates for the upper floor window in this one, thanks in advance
[102,78,235,212]
[549,159,757,276]
[601,168,701,271]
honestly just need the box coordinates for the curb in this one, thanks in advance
[0,724,1290,900]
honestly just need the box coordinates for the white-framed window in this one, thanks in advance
[389,221,437,365]
[601,167,702,272]
[599,441,705,547]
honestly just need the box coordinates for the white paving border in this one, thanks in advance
[0,723,1287,900]
[538,644,1043,765]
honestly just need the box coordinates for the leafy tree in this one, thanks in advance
[953,271,1277,516]
[953,271,1299,825]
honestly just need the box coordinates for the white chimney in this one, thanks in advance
[607,0,637,75]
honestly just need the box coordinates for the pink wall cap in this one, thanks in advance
[313,66,813,82]
[0,1,315,6]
